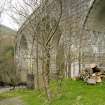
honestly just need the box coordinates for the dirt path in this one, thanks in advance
[0,87,10,94]
[0,97,25,105]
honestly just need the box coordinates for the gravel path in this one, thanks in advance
[0,97,25,105]
[0,87,10,94]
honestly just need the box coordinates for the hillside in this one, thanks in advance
[0,25,18,84]
[0,25,16,36]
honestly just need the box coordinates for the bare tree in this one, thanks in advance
[9,0,62,100]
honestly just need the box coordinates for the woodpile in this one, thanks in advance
[80,64,105,84]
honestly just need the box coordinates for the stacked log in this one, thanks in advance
[80,64,105,84]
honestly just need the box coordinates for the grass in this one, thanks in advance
[0,80,105,105]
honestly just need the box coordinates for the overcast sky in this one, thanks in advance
[0,0,19,30]
[1,13,18,30]
[0,0,40,31]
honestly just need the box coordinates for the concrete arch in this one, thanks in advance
[20,35,28,49]
[84,0,105,32]
[16,30,34,71]
[16,31,36,84]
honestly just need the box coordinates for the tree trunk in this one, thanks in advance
[42,51,51,101]
[68,61,71,78]
[36,36,39,89]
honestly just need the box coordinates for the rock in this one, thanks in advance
[87,78,96,85]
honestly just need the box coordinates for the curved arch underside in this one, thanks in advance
[85,0,105,32]
[20,35,28,49]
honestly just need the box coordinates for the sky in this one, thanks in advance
[0,0,40,31]
[1,13,18,30]
[0,0,19,30]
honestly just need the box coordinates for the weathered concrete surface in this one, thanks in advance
[85,0,105,32]
[0,97,24,105]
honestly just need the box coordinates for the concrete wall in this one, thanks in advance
[16,0,105,85]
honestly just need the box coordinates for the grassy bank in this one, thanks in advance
[0,80,105,105]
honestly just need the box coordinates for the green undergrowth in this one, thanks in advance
[0,80,105,105]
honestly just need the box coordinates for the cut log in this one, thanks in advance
[87,78,96,85]
[96,76,102,83]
